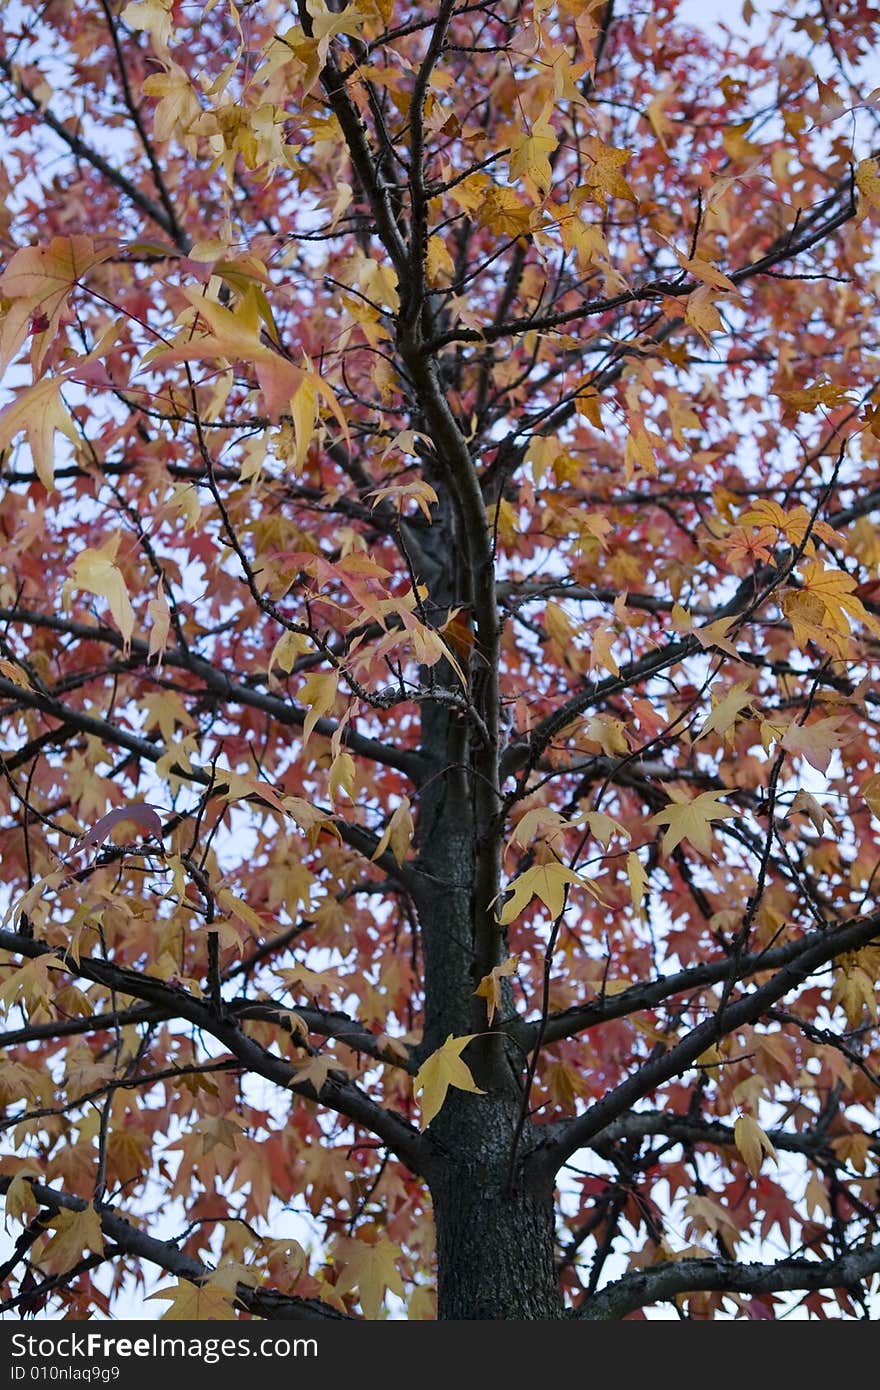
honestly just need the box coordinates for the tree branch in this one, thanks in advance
[574,1244,880,1320]
[0,1177,351,1321]
[0,930,427,1173]
[529,905,880,1180]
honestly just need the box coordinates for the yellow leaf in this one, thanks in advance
[289,1054,345,1094]
[5,1174,38,1227]
[0,376,79,491]
[581,714,628,756]
[142,67,201,144]
[777,379,854,417]
[782,557,880,659]
[733,1115,777,1176]
[685,285,724,345]
[332,1234,404,1319]
[414,1034,485,1128]
[289,372,317,473]
[626,851,648,917]
[474,955,518,1025]
[121,0,174,56]
[328,749,356,803]
[426,234,455,283]
[148,1279,238,1320]
[545,600,577,649]
[0,658,31,689]
[650,789,738,857]
[696,681,754,742]
[268,629,310,689]
[147,589,171,665]
[856,156,880,212]
[722,121,762,162]
[508,106,558,192]
[36,1204,104,1276]
[68,532,135,655]
[509,806,571,851]
[579,810,628,849]
[580,136,635,208]
[372,796,414,865]
[494,860,598,926]
[297,670,338,748]
[678,255,737,294]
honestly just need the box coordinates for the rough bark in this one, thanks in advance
[427,1093,564,1320]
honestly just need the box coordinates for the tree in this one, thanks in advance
[1,0,880,1324]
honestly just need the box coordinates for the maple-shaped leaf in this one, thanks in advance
[414,1034,485,1128]
[734,1115,777,1177]
[36,1204,104,1276]
[862,773,880,819]
[426,235,455,284]
[121,0,174,57]
[0,235,110,375]
[494,861,599,925]
[290,1054,347,1096]
[508,107,558,193]
[696,682,754,742]
[332,1233,404,1319]
[650,790,739,856]
[780,715,850,774]
[580,136,636,208]
[0,376,79,492]
[783,558,880,658]
[777,378,855,418]
[141,67,201,144]
[148,1279,238,1320]
[474,955,518,1025]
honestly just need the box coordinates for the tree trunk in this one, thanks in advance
[412,487,562,1318]
[427,1093,564,1320]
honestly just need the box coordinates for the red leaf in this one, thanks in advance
[76,803,164,849]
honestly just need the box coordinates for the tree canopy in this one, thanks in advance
[2,0,880,1321]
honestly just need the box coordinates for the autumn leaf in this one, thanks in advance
[371,797,414,865]
[650,789,739,857]
[65,532,135,655]
[734,1115,777,1177]
[780,715,850,774]
[121,0,174,57]
[332,1234,404,1319]
[0,235,110,375]
[76,802,164,850]
[695,681,754,742]
[0,376,79,492]
[414,1034,485,1128]
[494,861,600,925]
[148,1279,238,1320]
[580,136,636,208]
[474,955,518,1025]
[787,789,839,837]
[36,1205,104,1276]
[4,1174,38,1227]
[626,851,648,918]
[508,107,558,193]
